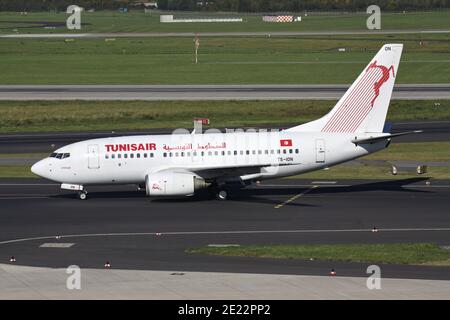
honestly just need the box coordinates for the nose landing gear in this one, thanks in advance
[78,190,88,200]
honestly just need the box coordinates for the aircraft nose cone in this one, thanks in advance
[31,160,45,178]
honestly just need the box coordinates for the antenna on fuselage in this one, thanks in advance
[192,118,210,134]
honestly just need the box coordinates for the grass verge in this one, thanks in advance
[1,11,450,34]
[0,33,449,84]
[0,100,448,134]
[187,243,450,266]
[0,166,36,178]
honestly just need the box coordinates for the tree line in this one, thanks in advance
[159,0,450,11]
[0,0,129,11]
[1,0,449,12]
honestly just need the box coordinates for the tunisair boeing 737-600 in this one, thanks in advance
[31,44,420,200]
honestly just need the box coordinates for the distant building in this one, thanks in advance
[132,1,158,9]
[197,1,214,7]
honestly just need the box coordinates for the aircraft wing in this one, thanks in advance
[190,163,271,179]
[153,162,297,180]
[351,130,423,145]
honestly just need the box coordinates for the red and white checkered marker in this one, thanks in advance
[104,261,111,268]
[263,15,294,23]
[330,269,337,276]
[9,256,16,263]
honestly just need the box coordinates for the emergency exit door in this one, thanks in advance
[315,139,326,163]
[88,144,100,169]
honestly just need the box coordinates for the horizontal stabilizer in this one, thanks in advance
[351,130,423,144]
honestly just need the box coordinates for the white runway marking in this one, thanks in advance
[0,196,50,200]
[0,183,58,186]
[39,243,75,248]
[312,181,337,184]
[1,227,449,246]
[208,244,241,248]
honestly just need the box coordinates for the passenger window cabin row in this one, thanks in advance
[105,153,154,159]
[104,149,299,160]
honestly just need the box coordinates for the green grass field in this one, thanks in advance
[0,34,449,84]
[0,100,448,134]
[1,11,449,34]
[187,243,450,265]
[1,11,449,84]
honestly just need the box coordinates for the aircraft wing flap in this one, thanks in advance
[153,163,297,180]
[191,164,269,178]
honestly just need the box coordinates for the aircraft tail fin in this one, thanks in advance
[287,44,403,133]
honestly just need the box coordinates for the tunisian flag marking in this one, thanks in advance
[280,139,292,147]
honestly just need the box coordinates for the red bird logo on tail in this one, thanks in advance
[366,60,396,107]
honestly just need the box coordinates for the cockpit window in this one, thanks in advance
[49,153,70,159]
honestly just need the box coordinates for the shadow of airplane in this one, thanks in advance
[52,177,431,206]
[246,177,431,196]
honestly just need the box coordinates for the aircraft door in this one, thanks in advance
[315,139,326,163]
[88,144,100,169]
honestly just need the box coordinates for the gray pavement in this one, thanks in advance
[1,263,449,299]
[1,30,450,39]
[1,84,449,100]
[0,178,449,281]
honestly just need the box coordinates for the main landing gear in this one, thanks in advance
[78,190,88,200]
[216,188,228,201]
[210,184,229,201]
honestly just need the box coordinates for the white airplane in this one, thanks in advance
[31,44,419,200]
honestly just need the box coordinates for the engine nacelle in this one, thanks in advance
[145,171,209,197]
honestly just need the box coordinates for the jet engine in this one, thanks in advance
[145,171,209,197]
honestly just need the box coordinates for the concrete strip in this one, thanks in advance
[0,84,448,101]
[0,264,449,299]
